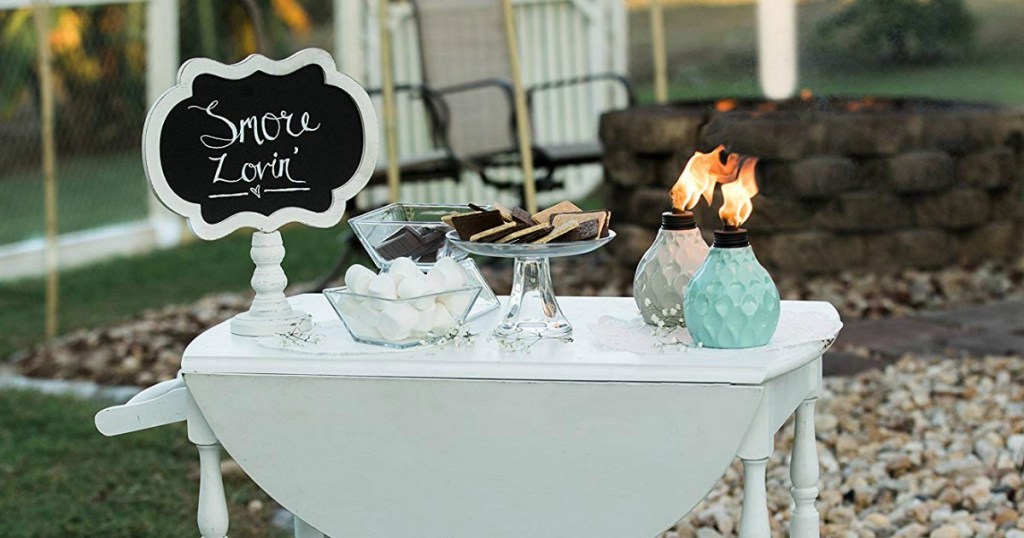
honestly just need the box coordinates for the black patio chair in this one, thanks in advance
[365,0,636,206]
[311,0,634,291]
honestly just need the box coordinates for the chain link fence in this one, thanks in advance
[0,0,333,250]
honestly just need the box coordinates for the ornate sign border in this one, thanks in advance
[142,48,379,240]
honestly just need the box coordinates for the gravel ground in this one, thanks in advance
[665,354,1024,538]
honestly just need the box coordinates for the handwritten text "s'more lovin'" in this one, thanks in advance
[188,101,320,196]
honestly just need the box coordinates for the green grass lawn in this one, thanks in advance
[0,151,149,245]
[0,224,363,358]
[636,58,1024,105]
[0,389,287,537]
[630,0,1024,106]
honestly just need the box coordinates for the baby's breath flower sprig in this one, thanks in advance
[418,324,477,349]
[647,304,689,350]
[488,332,572,353]
[277,317,323,348]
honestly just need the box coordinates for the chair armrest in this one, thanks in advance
[526,73,636,106]
[434,78,515,101]
[94,377,188,436]
[365,84,453,158]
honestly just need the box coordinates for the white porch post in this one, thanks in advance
[757,0,797,100]
[145,0,184,246]
[334,0,366,83]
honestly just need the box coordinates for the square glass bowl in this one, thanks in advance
[349,203,471,269]
[324,285,482,349]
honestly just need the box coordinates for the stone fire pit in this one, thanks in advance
[600,98,1024,276]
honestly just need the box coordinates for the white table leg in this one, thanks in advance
[188,391,229,538]
[197,443,229,538]
[294,515,326,538]
[790,397,820,538]
[739,457,771,538]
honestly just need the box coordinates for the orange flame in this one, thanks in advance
[670,145,759,227]
[719,156,759,227]
[671,146,725,211]
[714,99,738,112]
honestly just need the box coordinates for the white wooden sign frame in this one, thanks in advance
[142,47,379,240]
[141,48,378,336]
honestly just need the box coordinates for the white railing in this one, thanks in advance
[336,0,630,209]
[0,0,179,281]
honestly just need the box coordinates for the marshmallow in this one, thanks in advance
[344,264,376,294]
[413,304,436,334]
[425,266,448,293]
[345,315,383,341]
[379,302,419,342]
[337,296,364,318]
[440,290,473,318]
[397,274,434,310]
[367,273,397,299]
[361,306,382,327]
[387,257,422,285]
[432,302,456,331]
[433,257,467,290]
[377,322,411,343]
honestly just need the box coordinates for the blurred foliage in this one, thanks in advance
[0,6,146,154]
[815,0,976,66]
[180,0,323,61]
[0,0,323,157]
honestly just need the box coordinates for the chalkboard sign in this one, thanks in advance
[143,48,378,240]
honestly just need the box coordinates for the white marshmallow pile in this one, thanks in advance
[338,257,474,343]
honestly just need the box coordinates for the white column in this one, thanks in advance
[757,0,797,100]
[145,0,185,246]
[790,397,820,538]
[334,0,366,84]
[740,457,771,538]
[188,392,229,538]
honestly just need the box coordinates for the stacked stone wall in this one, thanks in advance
[600,104,1024,275]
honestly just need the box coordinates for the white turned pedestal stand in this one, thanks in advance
[230,231,312,337]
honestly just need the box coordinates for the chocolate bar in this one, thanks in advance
[534,220,579,244]
[556,219,599,242]
[375,226,447,261]
[511,206,536,227]
[450,210,505,240]
[549,210,611,238]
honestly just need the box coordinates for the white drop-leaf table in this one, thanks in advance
[96,294,841,538]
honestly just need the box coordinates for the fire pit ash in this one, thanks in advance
[600,96,1024,277]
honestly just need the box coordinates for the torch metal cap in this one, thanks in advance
[713,227,750,248]
[662,210,697,231]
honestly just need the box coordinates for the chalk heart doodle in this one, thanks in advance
[143,49,379,240]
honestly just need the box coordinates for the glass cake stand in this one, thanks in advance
[447,230,616,339]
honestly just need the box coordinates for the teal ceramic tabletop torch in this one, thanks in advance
[683,148,780,349]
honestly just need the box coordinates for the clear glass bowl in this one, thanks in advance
[324,285,483,349]
[349,203,471,269]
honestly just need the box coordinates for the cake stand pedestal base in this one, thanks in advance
[494,256,572,339]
